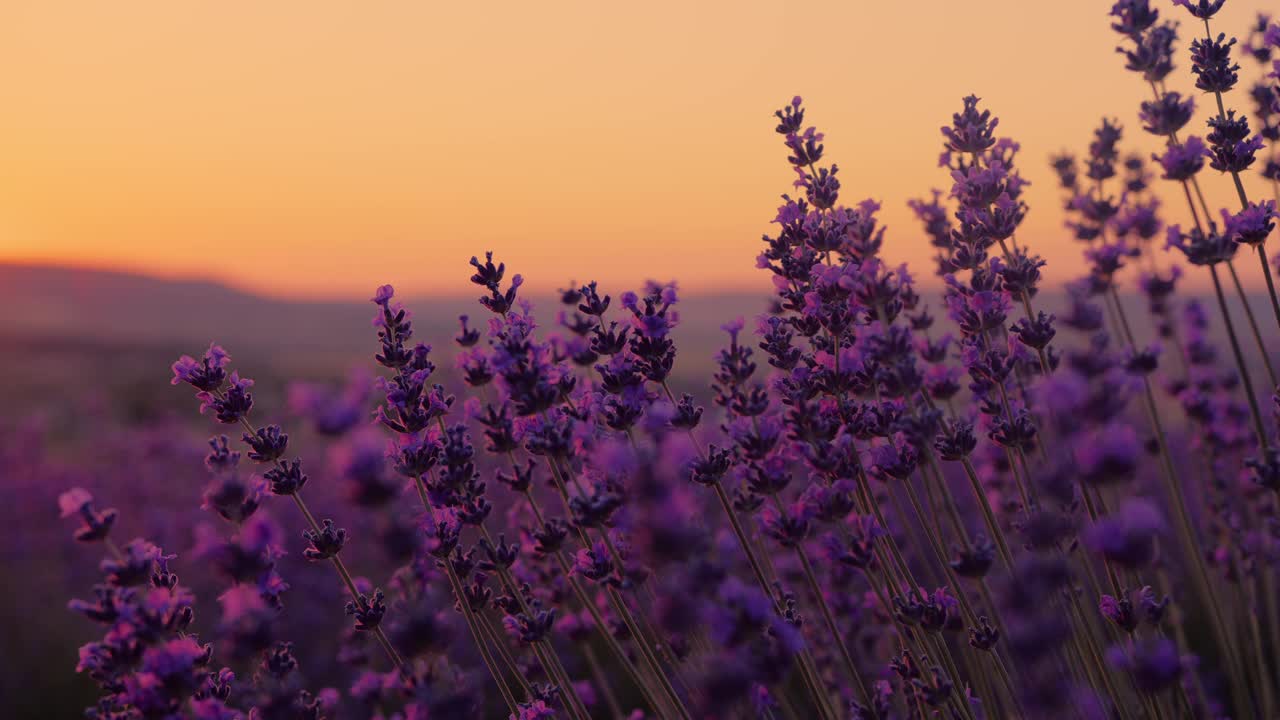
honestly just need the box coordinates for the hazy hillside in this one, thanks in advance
[0,263,779,415]
[0,264,428,352]
[3,262,1276,413]
[0,262,782,350]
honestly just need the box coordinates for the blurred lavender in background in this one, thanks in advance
[11,2,1280,718]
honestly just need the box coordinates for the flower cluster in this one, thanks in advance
[49,6,1280,719]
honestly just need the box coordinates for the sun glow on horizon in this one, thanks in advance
[2,1,1278,300]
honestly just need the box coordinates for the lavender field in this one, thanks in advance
[11,1,1280,718]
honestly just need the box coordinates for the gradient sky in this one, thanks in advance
[1,1,1277,300]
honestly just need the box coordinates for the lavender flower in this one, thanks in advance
[1140,91,1196,136]
[942,95,998,156]
[1172,0,1225,20]
[1189,33,1240,93]
[1207,111,1266,173]
[1223,200,1277,246]
[1085,498,1164,568]
[40,34,1280,717]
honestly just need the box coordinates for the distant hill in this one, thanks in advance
[0,262,774,366]
[2,261,1274,381]
[0,264,397,352]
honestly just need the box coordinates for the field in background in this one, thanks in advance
[0,263,774,717]
[3,262,1276,717]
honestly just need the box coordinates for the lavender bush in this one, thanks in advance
[51,2,1280,717]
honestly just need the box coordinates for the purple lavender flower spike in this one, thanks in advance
[1172,0,1225,20]
[1118,21,1179,82]
[942,95,999,156]
[58,488,118,543]
[1223,200,1277,246]
[1189,33,1240,93]
[1110,0,1160,38]
[1140,92,1195,137]
[1085,498,1164,568]
[1106,638,1185,694]
[1207,111,1265,173]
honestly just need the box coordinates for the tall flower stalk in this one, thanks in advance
[46,7,1280,717]
[171,346,408,675]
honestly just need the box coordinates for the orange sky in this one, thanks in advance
[1,1,1277,300]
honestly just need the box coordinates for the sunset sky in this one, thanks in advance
[2,1,1277,300]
